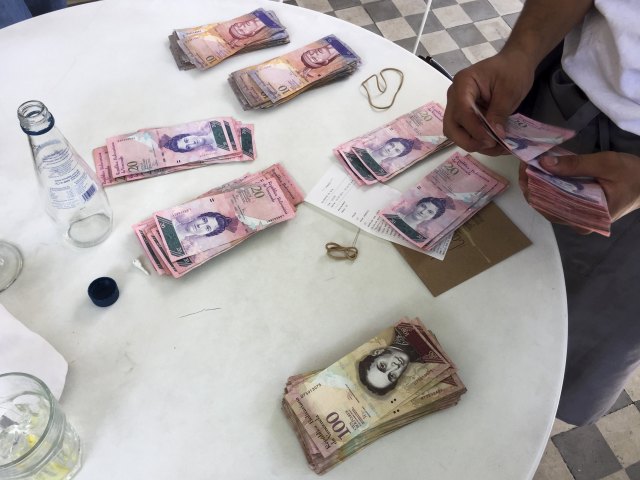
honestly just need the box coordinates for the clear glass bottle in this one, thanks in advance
[18,100,112,248]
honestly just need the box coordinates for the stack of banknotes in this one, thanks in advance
[526,148,611,235]
[228,35,361,110]
[472,107,611,235]
[93,117,256,187]
[282,317,466,474]
[168,9,289,71]
[334,102,453,185]
[132,163,304,278]
[379,152,509,251]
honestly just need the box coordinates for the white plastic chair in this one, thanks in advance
[411,0,433,55]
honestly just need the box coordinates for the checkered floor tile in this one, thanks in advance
[283,0,520,75]
[533,369,640,480]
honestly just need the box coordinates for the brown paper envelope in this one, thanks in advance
[393,202,532,296]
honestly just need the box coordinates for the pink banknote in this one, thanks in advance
[95,120,255,186]
[379,152,509,249]
[471,104,575,162]
[132,218,168,275]
[501,114,575,161]
[526,166,608,205]
[347,102,449,182]
[106,117,242,179]
[154,175,295,261]
[131,163,302,278]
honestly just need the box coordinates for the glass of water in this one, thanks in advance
[0,373,82,480]
[0,241,22,293]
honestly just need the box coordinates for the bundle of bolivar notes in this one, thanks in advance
[380,151,509,251]
[229,35,361,109]
[334,102,453,184]
[472,107,611,236]
[93,117,256,187]
[169,9,289,71]
[132,164,304,278]
[282,317,466,474]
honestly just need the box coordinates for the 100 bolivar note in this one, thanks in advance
[283,318,453,459]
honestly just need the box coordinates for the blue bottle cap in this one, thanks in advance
[88,277,119,307]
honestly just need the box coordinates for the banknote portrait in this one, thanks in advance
[174,212,239,240]
[300,44,339,78]
[358,326,425,395]
[383,196,448,242]
[504,136,529,151]
[228,17,267,41]
[504,135,565,153]
[159,131,218,153]
[544,176,585,195]
[368,137,415,171]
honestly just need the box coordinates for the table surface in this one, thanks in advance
[0,1,567,478]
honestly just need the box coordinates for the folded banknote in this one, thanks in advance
[472,107,611,235]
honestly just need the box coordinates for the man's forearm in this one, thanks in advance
[503,0,594,66]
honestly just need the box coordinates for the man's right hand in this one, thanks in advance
[443,49,537,156]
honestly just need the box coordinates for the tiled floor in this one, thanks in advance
[536,370,640,480]
[285,0,519,75]
[64,0,640,478]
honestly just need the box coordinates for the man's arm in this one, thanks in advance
[443,0,594,154]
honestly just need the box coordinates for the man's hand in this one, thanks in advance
[443,49,536,156]
[519,152,640,232]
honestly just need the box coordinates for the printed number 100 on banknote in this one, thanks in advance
[283,320,451,458]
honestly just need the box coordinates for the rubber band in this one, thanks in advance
[325,230,360,261]
[360,68,404,111]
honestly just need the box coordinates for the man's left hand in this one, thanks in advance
[519,151,640,231]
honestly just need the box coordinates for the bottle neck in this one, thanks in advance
[17,100,56,136]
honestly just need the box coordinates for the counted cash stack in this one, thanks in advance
[334,102,453,185]
[228,35,361,110]
[132,163,304,278]
[526,163,611,236]
[93,117,256,187]
[471,107,611,235]
[169,9,289,71]
[282,317,466,474]
[380,151,509,251]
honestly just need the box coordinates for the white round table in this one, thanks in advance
[0,1,566,478]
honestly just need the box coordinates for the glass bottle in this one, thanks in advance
[17,101,112,248]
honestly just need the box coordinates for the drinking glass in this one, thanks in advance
[0,241,22,293]
[0,373,82,480]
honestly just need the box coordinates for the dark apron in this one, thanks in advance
[518,44,640,425]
